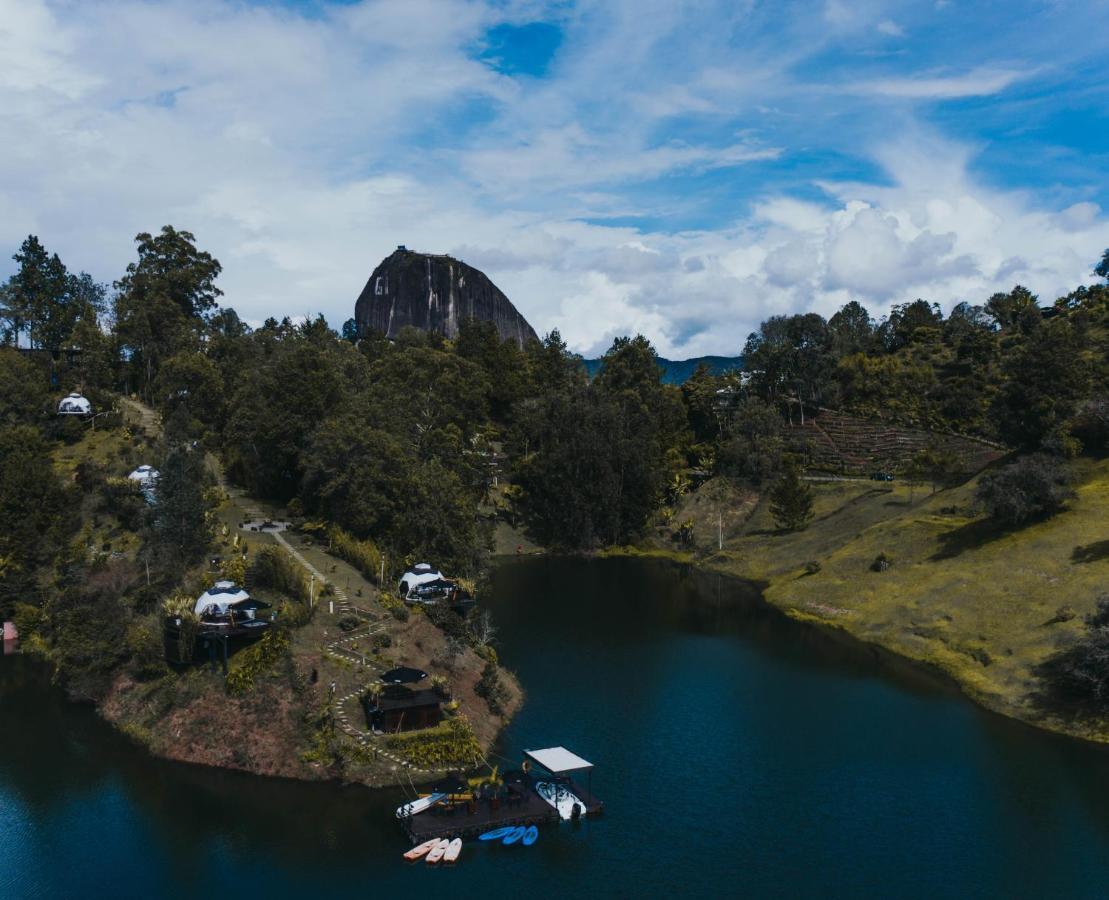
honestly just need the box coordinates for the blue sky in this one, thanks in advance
[1,0,1108,356]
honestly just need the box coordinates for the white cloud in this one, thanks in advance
[0,0,1106,362]
[876,19,905,37]
[849,66,1027,99]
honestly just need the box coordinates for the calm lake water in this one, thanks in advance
[4,556,1109,898]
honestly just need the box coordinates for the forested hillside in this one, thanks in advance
[2,227,1108,724]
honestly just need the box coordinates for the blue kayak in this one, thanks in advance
[478,827,514,841]
[521,826,538,846]
[501,826,527,845]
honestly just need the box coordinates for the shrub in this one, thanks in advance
[475,659,510,715]
[249,546,310,604]
[803,560,821,576]
[975,454,1075,525]
[226,628,291,695]
[871,552,892,572]
[383,715,481,768]
[337,616,361,633]
[328,526,382,583]
[1050,596,1109,708]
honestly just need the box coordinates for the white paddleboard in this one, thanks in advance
[396,792,447,819]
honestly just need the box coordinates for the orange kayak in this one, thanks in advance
[403,839,438,861]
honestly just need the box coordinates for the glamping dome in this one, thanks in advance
[194,581,251,618]
[128,464,159,484]
[399,563,448,599]
[57,392,92,416]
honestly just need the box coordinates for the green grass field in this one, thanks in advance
[697,462,1109,741]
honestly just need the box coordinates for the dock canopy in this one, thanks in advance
[524,747,594,774]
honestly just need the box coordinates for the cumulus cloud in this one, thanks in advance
[1,0,1107,360]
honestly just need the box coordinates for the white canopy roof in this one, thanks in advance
[194,581,251,616]
[57,392,91,415]
[128,465,159,483]
[524,747,594,774]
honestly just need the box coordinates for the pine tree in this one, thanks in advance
[769,460,814,532]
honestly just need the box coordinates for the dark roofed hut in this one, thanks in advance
[363,685,443,733]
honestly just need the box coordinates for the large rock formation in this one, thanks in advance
[354,247,538,348]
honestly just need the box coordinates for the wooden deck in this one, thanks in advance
[400,778,604,843]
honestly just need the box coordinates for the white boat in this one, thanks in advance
[443,838,462,864]
[395,792,447,819]
[535,781,584,821]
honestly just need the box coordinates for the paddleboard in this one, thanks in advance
[522,825,538,846]
[396,792,447,819]
[443,838,463,864]
[535,781,585,821]
[403,838,438,861]
[502,826,526,845]
[478,827,514,841]
[425,839,450,864]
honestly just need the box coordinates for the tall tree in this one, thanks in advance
[10,236,73,350]
[114,226,222,399]
[768,460,814,532]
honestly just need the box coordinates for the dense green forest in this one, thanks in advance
[1,228,1107,668]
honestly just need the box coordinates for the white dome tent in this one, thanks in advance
[57,392,92,416]
[194,581,252,618]
[399,563,446,598]
[128,464,159,485]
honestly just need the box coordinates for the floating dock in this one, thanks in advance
[399,773,604,843]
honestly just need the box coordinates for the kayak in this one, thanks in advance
[522,826,538,846]
[396,792,447,819]
[403,838,438,861]
[502,826,526,846]
[425,839,450,864]
[443,838,463,864]
[478,827,514,841]
[535,781,584,821]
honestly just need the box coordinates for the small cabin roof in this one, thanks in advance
[524,747,593,774]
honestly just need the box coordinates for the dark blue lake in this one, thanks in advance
[4,557,1109,898]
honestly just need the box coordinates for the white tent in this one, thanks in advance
[57,392,92,416]
[398,563,445,598]
[128,465,159,485]
[194,581,251,617]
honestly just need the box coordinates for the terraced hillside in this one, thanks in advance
[788,408,1004,476]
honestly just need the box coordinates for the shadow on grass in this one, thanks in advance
[931,517,1011,561]
[1073,540,1109,564]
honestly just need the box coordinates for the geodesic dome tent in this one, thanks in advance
[128,464,159,485]
[194,581,252,618]
[398,563,446,599]
[57,392,92,416]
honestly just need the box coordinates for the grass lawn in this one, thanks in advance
[699,461,1109,741]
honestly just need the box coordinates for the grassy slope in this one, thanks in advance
[692,462,1109,741]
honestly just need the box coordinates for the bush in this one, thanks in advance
[383,715,481,768]
[1050,596,1109,708]
[328,526,382,583]
[474,659,510,715]
[871,552,892,572]
[975,454,1075,525]
[803,560,821,575]
[249,546,310,604]
[226,628,291,695]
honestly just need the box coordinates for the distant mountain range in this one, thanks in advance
[581,355,744,385]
